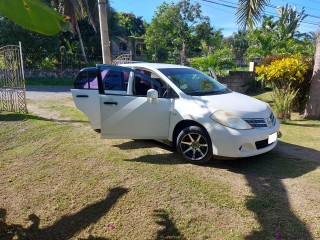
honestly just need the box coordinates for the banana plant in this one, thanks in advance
[0,0,70,36]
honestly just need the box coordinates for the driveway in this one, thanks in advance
[26,86,71,101]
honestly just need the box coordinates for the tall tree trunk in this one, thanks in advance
[75,21,88,64]
[180,42,186,65]
[304,35,320,119]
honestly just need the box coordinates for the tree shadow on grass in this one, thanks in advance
[122,140,319,239]
[0,187,128,240]
[211,148,317,239]
[153,209,186,240]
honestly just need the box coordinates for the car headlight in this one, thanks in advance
[210,110,252,130]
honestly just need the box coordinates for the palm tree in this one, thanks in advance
[236,0,320,119]
[51,0,91,63]
[304,33,320,119]
[52,0,113,64]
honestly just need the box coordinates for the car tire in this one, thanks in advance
[176,126,213,164]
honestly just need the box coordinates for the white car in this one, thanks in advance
[72,63,280,164]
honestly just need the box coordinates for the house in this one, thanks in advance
[111,36,146,61]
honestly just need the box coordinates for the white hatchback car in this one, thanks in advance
[72,63,280,164]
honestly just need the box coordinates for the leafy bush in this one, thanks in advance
[272,84,299,121]
[256,54,311,121]
[191,48,236,76]
[260,54,313,112]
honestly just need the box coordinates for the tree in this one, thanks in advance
[194,21,223,55]
[54,0,95,64]
[236,0,320,119]
[224,30,249,60]
[275,5,307,41]
[145,0,205,64]
[115,12,146,37]
[304,34,320,119]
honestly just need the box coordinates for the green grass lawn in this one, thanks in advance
[0,94,320,239]
[26,77,74,86]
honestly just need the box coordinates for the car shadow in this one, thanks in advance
[0,187,128,240]
[0,112,88,124]
[122,140,319,239]
[113,139,174,151]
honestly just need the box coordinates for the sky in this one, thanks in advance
[110,0,320,37]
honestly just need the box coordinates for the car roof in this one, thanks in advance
[79,67,97,71]
[120,62,190,69]
[79,62,190,72]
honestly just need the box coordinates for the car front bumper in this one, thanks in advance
[207,120,280,158]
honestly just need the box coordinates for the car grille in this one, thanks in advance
[244,113,276,129]
[255,139,271,149]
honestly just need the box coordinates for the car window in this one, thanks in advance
[133,72,161,97]
[74,69,98,89]
[74,68,130,91]
[74,70,90,89]
[134,69,174,98]
[159,68,230,96]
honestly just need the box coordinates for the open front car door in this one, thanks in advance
[98,65,172,139]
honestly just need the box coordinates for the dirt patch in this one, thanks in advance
[26,86,74,120]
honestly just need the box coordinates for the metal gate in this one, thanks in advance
[0,43,27,113]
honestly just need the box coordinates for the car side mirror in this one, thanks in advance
[147,89,158,103]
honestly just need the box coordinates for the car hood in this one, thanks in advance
[192,92,271,118]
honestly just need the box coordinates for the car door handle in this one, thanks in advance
[76,95,89,98]
[104,101,118,105]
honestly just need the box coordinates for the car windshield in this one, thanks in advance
[159,68,230,96]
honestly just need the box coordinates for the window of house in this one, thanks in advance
[119,42,127,52]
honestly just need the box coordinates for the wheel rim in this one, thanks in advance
[180,133,209,161]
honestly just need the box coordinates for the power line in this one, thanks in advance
[201,0,236,9]
[196,1,235,14]
[267,3,320,19]
[279,0,320,13]
[203,0,320,20]
[199,0,320,26]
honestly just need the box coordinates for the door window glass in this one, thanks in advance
[74,70,89,89]
[74,69,98,89]
[102,69,129,91]
[134,69,169,98]
[133,72,162,96]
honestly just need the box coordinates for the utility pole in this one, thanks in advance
[98,0,111,64]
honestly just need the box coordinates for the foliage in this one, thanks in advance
[223,30,249,64]
[245,7,310,61]
[274,39,316,56]
[245,29,276,60]
[0,0,70,35]
[256,55,311,119]
[191,48,236,76]
[272,85,299,122]
[236,0,269,29]
[194,21,223,55]
[115,12,146,37]
[256,54,309,89]
[144,0,208,63]
[275,5,307,41]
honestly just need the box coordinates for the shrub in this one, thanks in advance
[191,48,236,76]
[256,54,310,121]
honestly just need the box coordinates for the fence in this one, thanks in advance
[23,51,103,71]
[0,44,27,113]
